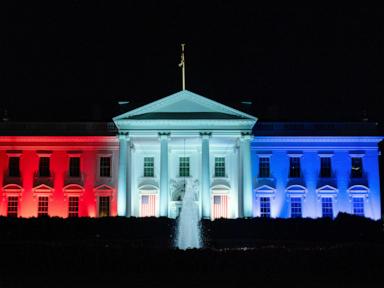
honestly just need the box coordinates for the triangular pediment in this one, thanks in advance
[113,90,257,132]
[316,185,338,193]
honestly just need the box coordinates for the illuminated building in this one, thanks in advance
[0,90,381,219]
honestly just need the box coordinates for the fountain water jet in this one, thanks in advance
[176,180,202,249]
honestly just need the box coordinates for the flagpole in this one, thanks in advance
[179,43,186,90]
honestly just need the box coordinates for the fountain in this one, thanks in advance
[175,180,202,249]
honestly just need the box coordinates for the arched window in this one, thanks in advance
[2,184,23,217]
[138,185,159,217]
[94,184,114,217]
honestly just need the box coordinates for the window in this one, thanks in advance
[259,157,270,178]
[69,157,80,177]
[352,197,365,216]
[321,197,333,218]
[179,157,190,177]
[320,157,331,178]
[99,196,110,217]
[260,197,271,218]
[289,157,301,178]
[290,197,302,218]
[8,157,20,177]
[68,196,79,217]
[351,157,363,178]
[39,157,50,177]
[37,196,49,217]
[100,157,111,177]
[7,196,18,217]
[143,157,154,177]
[214,157,225,177]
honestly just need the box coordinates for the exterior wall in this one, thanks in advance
[251,137,382,220]
[0,136,119,218]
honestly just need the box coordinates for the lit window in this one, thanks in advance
[352,197,365,216]
[259,157,270,178]
[214,157,225,177]
[320,157,331,178]
[69,157,80,177]
[68,196,79,217]
[99,196,110,217]
[351,157,363,178]
[144,157,154,177]
[321,197,333,218]
[260,197,271,218]
[290,197,302,218]
[37,196,49,217]
[289,157,301,178]
[179,157,190,177]
[7,196,19,217]
[100,157,111,177]
[39,157,50,177]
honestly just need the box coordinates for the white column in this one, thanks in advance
[240,133,253,217]
[201,132,211,219]
[117,133,128,216]
[159,133,170,217]
[126,138,132,217]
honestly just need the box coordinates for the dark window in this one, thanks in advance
[100,157,111,177]
[39,157,50,177]
[99,196,110,217]
[179,157,190,177]
[8,157,20,177]
[289,157,301,178]
[214,157,225,177]
[351,157,363,178]
[290,197,302,218]
[260,197,271,218]
[320,157,331,178]
[7,196,18,217]
[68,196,79,217]
[259,157,270,178]
[69,157,80,177]
[144,157,154,177]
[37,196,49,217]
[322,197,333,218]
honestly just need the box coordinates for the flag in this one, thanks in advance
[141,194,157,217]
[212,195,228,220]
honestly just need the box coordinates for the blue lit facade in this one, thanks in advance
[251,123,382,220]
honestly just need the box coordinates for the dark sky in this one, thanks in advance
[1,1,384,122]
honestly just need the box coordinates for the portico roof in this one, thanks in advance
[113,90,257,133]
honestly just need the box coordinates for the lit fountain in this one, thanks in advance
[176,180,202,249]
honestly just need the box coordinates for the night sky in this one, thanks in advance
[1,1,383,122]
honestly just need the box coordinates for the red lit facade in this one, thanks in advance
[0,135,118,218]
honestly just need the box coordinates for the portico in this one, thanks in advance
[113,90,257,219]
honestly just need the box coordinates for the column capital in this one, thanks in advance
[117,132,129,141]
[240,132,252,141]
[200,132,212,139]
[158,132,171,140]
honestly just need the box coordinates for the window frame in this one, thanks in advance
[143,156,155,178]
[289,156,301,178]
[214,157,226,178]
[69,156,81,178]
[99,156,112,178]
[179,157,190,177]
[258,156,271,178]
[8,156,20,177]
[259,197,271,218]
